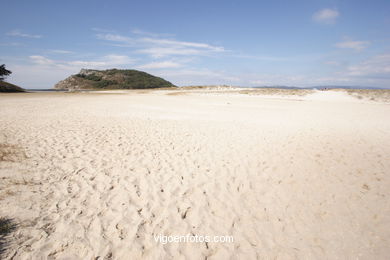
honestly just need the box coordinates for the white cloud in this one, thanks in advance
[140,37,225,52]
[96,33,134,45]
[11,53,390,88]
[138,38,225,58]
[7,64,73,89]
[67,55,134,68]
[247,74,309,86]
[96,32,225,58]
[0,42,24,47]
[335,38,370,51]
[231,54,288,62]
[92,27,116,33]
[50,49,74,54]
[346,53,390,77]
[324,60,342,66]
[9,54,136,88]
[67,60,106,67]
[29,54,135,69]
[312,8,339,24]
[156,69,240,86]
[131,29,174,38]
[137,47,203,58]
[98,54,135,66]
[163,69,223,77]
[249,80,266,85]
[137,61,183,69]
[7,30,42,38]
[29,55,54,65]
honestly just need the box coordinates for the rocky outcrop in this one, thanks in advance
[54,76,83,91]
[54,69,176,90]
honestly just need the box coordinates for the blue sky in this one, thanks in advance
[1,0,389,88]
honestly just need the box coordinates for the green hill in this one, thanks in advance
[0,81,25,93]
[54,69,176,90]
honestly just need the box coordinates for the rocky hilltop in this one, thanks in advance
[54,69,176,90]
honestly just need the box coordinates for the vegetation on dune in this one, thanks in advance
[336,88,390,102]
[0,217,16,257]
[239,88,315,96]
[0,218,15,236]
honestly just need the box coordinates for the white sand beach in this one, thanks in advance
[1,89,390,259]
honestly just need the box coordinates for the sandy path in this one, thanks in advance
[0,91,389,259]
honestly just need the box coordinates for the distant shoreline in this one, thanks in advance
[25,85,389,91]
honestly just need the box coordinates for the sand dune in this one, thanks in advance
[0,90,389,259]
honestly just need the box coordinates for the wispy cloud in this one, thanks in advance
[50,49,74,54]
[248,74,308,86]
[96,32,225,58]
[92,27,116,33]
[312,8,339,24]
[137,47,204,58]
[66,60,107,67]
[157,69,240,85]
[8,54,134,89]
[140,37,224,51]
[131,29,174,38]
[0,42,24,47]
[15,52,390,88]
[96,33,134,45]
[29,55,54,65]
[346,53,390,77]
[94,54,135,66]
[335,38,370,51]
[7,30,42,39]
[29,54,135,69]
[231,54,288,62]
[137,61,183,69]
[324,60,342,66]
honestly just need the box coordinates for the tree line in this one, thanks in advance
[0,64,12,80]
